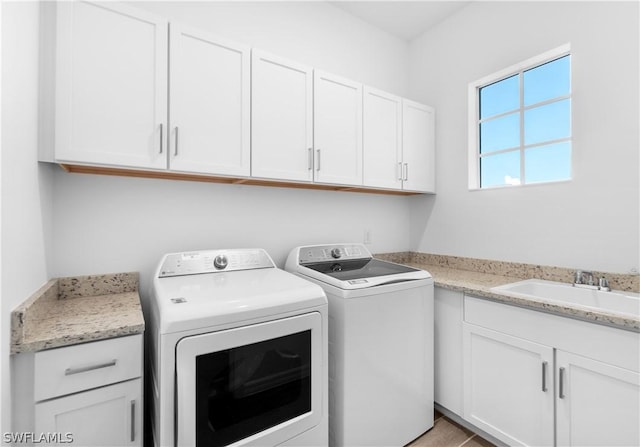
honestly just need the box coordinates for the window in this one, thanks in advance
[468,45,571,189]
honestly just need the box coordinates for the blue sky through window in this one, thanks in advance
[524,56,570,105]
[524,99,571,145]
[480,75,519,119]
[525,141,571,183]
[478,55,571,188]
[480,112,520,153]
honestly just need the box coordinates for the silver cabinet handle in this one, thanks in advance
[397,162,403,181]
[174,126,179,156]
[64,359,117,376]
[159,123,164,154]
[316,149,321,171]
[130,400,136,442]
[542,361,548,392]
[559,367,566,399]
[403,163,409,181]
[308,148,313,170]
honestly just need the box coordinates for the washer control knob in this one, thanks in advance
[213,255,228,270]
[331,248,342,259]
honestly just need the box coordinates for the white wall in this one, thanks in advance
[135,1,410,97]
[51,173,409,278]
[49,2,414,291]
[1,0,53,434]
[408,1,639,274]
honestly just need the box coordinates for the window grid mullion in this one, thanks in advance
[478,136,572,160]
[478,94,571,125]
[478,146,521,158]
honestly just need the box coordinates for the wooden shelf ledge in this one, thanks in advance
[59,164,426,196]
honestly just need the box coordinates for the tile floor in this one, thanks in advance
[407,409,496,447]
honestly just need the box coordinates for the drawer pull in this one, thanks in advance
[64,359,117,376]
[541,361,548,392]
[559,367,566,399]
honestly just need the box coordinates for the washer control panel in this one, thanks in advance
[298,244,371,265]
[158,249,274,277]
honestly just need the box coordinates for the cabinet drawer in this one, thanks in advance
[34,334,142,401]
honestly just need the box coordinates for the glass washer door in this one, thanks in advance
[175,312,323,447]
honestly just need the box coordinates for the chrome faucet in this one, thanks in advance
[574,270,610,291]
[598,276,611,292]
[575,270,595,286]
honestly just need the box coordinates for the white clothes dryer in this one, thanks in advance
[286,244,434,447]
[148,249,328,447]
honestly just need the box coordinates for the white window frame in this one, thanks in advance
[468,43,572,190]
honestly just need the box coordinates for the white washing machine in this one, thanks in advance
[286,244,434,447]
[148,248,328,447]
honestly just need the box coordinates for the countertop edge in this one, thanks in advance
[11,273,145,355]
[11,323,146,355]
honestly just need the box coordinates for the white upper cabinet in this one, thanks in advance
[363,91,435,192]
[251,51,314,182]
[54,1,168,169]
[313,71,363,186]
[363,87,403,189]
[44,4,436,194]
[402,100,435,192]
[169,25,250,176]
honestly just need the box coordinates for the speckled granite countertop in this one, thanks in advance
[377,252,640,333]
[11,272,145,354]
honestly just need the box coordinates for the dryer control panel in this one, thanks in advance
[158,249,275,277]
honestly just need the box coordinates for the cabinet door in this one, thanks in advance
[402,100,435,192]
[434,287,464,415]
[463,323,554,447]
[55,2,168,169]
[251,51,313,182]
[35,379,142,446]
[556,350,640,447]
[169,25,250,176]
[314,71,363,186]
[363,87,402,189]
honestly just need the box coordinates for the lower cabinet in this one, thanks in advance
[13,334,144,446]
[35,379,142,446]
[555,350,640,447]
[434,287,464,415]
[463,323,554,446]
[462,295,640,447]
